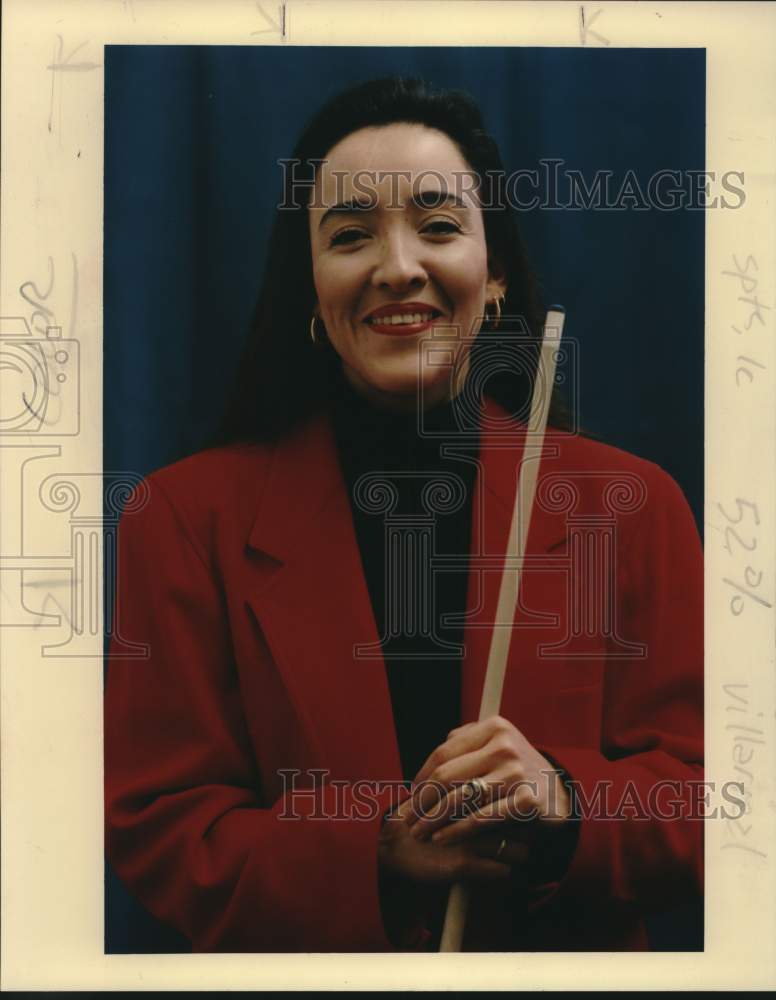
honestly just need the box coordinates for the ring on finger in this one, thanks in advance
[461,777,489,811]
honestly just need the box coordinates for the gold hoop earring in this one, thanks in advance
[310,314,323,344]
[488,296,504,330]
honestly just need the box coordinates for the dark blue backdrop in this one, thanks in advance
[104,45,705,954]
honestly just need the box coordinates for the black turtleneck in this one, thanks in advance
[329,369,480,784]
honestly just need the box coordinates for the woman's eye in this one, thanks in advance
[422,220,462,236]
[330,228,368,247]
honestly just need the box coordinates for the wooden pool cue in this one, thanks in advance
[438,306,567,953]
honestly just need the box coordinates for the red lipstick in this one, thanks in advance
[362,302,444,337]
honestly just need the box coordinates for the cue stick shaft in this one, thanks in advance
[438,307,567,953]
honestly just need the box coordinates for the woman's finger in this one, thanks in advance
[469,833,531,869]
[409,715,531,816]
[456,858,513,884]
[407,750,502,828]
[430,790,541,846]
[411,715,519,787]
[382,793,417,825]
[411,725,492,787]
[408,769,510,838]
[383,820,514,886]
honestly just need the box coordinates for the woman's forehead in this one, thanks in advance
[313,123,478,207]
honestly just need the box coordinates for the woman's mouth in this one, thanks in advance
[363,307,443,336]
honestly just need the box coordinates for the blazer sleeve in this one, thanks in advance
[104,476,421,952]
[528,462,704,914]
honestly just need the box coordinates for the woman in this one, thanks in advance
[104,77,703,952]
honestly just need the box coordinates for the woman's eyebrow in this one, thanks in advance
[317,196,375,230]
[411,189,470,212]
[317,189,471,230]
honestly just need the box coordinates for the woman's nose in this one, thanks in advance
[371,232,428,290]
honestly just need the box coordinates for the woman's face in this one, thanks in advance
[308,123,506,410]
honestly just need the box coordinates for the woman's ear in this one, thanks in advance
[486,253,508,301]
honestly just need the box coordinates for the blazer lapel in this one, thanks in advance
[244,410,404,783]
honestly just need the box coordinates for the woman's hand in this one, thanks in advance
[378,793,523,886]
[403,716,573,863]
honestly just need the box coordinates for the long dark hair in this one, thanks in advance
[214,75,570,445]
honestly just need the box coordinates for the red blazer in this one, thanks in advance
[104,395,704,952]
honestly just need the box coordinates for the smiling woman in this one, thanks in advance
[104,76,704,953]
[308,122,506,409]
